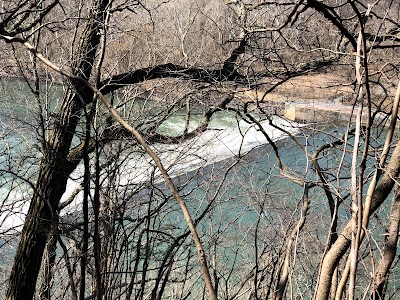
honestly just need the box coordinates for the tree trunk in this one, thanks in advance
[5,97,82,300]
[36,229,57,300]
[315,140,400,300]
[370,187,400,299]
[273,184,310,300]
[6,1,109,299]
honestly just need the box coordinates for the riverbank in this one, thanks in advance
[235,71,397,126]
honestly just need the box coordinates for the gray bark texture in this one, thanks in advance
[5,0,109,299]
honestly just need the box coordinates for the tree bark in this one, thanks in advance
[5,1,109,299]
[315,140,400,300]
[36,226,57,300]
[370,187,400,299]
[5,93,82,300]
[273,184,310,300]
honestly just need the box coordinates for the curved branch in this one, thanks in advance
[98,63,245,95]
[14,38,218,300]
[274,183,310,300]
[307,0,357,50]
[315,139,400,300]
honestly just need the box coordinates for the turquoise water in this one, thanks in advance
[156,110,240,137]
[0,79,398,298]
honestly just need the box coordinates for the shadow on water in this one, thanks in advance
[0,78,398,297]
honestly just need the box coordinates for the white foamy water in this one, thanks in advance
[1,116,302,229]
[59,116,301,214]
[152,116,299,179]
[0,188,31,231]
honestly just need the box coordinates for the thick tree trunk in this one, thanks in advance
[37,228,58,300]
[6,1,109,299]
[370,187,400,299]
[6,92,83,300]
[315,140,400,300]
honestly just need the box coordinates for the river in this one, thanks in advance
[0,78,398,298]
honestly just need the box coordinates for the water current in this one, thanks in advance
[0,79,398,297]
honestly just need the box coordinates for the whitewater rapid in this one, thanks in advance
[1,116,302,230]
[149,116,300,180]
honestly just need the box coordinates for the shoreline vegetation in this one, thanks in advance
[1,0,399,298]
[2,69,395,128]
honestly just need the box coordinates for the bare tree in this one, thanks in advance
[0,0,400,300]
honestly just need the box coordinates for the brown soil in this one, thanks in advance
[235,71,355,104]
